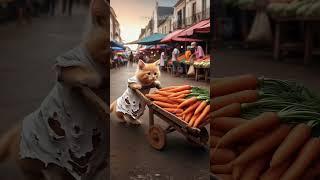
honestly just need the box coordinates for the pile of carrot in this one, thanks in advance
[211,74,320,180]
[146,85,210,128]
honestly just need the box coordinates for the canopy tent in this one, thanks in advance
[127,33,167,45]
[111,46,124,51]
[161,29,203,43]
[111,40,125,49]
[194,22,210,33]
[178,19,210,37]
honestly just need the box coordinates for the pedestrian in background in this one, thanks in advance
[159,49,166,71]
[191,42,204,59]
[171,44,180,76]
[62,0,74,16]
[129,52,134,67]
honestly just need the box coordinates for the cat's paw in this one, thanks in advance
[131,84,142,90]
[129,119,142,126]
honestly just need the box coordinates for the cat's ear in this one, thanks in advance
[154,60,160,66]
[138,59,145,70]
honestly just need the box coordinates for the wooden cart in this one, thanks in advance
[134,89,210,150]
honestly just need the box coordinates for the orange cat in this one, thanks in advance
[110,60,161,125]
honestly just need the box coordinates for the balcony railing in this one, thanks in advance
[173,8,210,30]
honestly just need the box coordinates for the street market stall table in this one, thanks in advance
[272,17,320,65]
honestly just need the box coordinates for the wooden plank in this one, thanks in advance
[153,110,206,148]
[149,108,154,126]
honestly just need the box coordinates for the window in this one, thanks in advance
[192,3,196,23]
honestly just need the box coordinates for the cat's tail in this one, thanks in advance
[110,100,116,113]
[0,124,20,162]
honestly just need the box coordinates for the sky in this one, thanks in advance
[111,0,177,50]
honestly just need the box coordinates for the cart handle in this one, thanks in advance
[76,85,109,121]
[134,89,153,105]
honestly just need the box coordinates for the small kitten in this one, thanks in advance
[110,59,161,125]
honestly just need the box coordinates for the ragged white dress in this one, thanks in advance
[116,76,156,120]
[19,45,107,180]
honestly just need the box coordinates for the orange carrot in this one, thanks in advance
[210,135,221,148]
[182,101,201,115]
[176,94,188,99]
[217,112,280,148]
[168,90,191,97]
[193,104,210,127]
[167,85,192,92]
[182,113,186,121]
[194,100,208,115]
[155,91,173,96]
[212,131,225,137]
[148,96,177,104]
[261,160,292,180]
[163,108,183,114]
[145,93,164,99]
[233,124,291,165]
[211,163,232,174]
[211,74,258,97]
[184,112,193,123]
[211,117,247,132]
[240,155,270,180]
[188,113,200,127]
[281,138,320,180]
[302,160,320,180]
[211,103,242,118]
[232,164,245,180]
[159,86,179,91]
[153,101,177,108]
[212,90,258,111]
[171,98,185,103]
[210,148,236,164]
[270,123,311,168]
[178,97,197,109]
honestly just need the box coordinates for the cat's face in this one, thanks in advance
[136,60,160,85]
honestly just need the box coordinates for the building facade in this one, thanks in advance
[110,6,122,43]
[173,0,210,30]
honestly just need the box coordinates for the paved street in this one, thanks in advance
[110,65,210,180]
[0,4,95,180]
[212,47,320,92]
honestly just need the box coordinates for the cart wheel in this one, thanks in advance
[148,125,166,150]
[199,127,209,144]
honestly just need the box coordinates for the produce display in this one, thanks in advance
[146,85,210,128]
[193,56,210,68]
[211,74,320,180]
[267,0,320,18]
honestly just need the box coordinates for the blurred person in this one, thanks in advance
[159,49,166,71]
[0,0,109,180]
[171,43,180,76]
[185,46,192,60]
[191,42,204,59]
[129,51,134,67]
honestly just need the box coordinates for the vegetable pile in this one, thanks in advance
[146,85,210,128]
[193,56,210,68]
[211,74,320,180]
